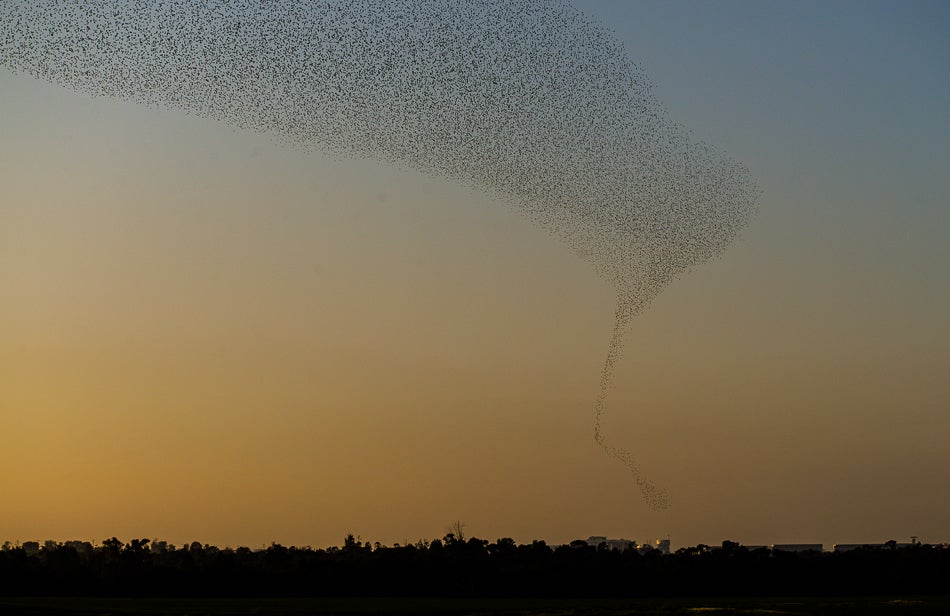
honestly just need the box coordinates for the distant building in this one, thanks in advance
[575,535,669,554]
[834,543,884,552]
[771,543,822,553]
[607,538,636,551]
[585,536,636,551]
[635,543,655,554]
[835,537,923,552]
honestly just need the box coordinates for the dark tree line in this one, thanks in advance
[1,536,947,597]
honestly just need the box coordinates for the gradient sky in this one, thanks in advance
[1,0,948,550]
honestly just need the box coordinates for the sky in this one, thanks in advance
[1,0,948,550]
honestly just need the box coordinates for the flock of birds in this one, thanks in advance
[1,0,758,510]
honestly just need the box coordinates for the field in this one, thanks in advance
[2,596,949,616]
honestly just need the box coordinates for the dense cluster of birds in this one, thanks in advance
[1,0,757,509]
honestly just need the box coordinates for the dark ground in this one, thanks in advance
[2,596,949,616]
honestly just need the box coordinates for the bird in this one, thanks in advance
[0,0,757,510]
